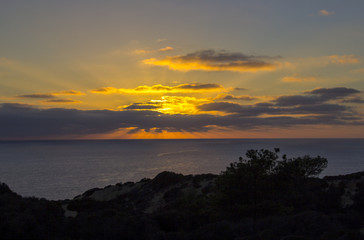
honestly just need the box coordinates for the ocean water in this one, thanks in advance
[0,139,363,200]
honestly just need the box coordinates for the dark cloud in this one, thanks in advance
[221,94,256,101]
[16,90,85,100]
[54,90,85,95]
[342,97,364,104]
[233,87,247,91]
[17,94,56,99]
[199,102,244,113]
[306,87,361,100]
[291,104,348,115]
[274,95,322,106]
[180,50,278,63]
[275,87,362,106]
[123,103,160,110]
[144,49,279,72]
[200,101,353,117]
[1,86,363,140]
[0,103,221,138]
[176,83,222,90]
[43,99,81,103]
[254,102,275,107]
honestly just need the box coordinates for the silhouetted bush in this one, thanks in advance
[215,148,328,217]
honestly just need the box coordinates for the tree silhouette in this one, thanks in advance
[215,148,328,217]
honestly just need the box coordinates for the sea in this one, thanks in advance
[0,139,363,200]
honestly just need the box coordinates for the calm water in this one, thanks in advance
[0,139,363,200]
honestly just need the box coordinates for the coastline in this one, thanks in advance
[1,169,364,239]
[2,139,364,200]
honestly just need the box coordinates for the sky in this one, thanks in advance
[1,0,364,139]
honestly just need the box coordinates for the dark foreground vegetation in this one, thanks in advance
[1,149,364,239]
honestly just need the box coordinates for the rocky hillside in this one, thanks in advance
[2,148,364,239]
[70,171,216,214]
[1,170,364,239]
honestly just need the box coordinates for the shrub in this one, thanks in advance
[215,148,328,217]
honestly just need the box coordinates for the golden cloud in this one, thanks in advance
[158,46,174,52]
[133,46,174,55]
[121,96,214,115]
[319,9,335,16]
[325,55,360,64]
[143,50,278,72]
[133,49,153,55]
[90,83,225,94]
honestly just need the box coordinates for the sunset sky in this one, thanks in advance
[1,0,364,139]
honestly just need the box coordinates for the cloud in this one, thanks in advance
[2,88,363,139]
[17,94,56,99]
[43,99,81,104]
[306,87,361,99]
[342,97,364,104]
[134,49,153,55]
[53,90,85,95]
[198,87,363,120]
[217,94,257,101]
[274,95,322,106]
[198,101,352,118]
[143,49,279,72]
[121,96,212,115]
[90,87,118,94]
[273,87,361,107]
[122,103,160,110]
[90,83,225,94]
[199,101,353,119]
[156,38,168,42]
[324,55,360,65]
[286,55,360,69]
[16,90,85,99]
[233,87,247,91]
[133,46,174,55]
[319,9,335,16]
[198,102,245,114]
[158,46,174,52]
[0,103,220,138]
[1,94,363,140]
[282,76,316,83]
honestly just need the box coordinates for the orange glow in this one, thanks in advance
[82,127,261,139]
[143,58,277,72]
[91,83,225,94]
[120,95,229,115]
[150,96,212,115]
[130,129,199,139]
